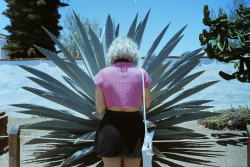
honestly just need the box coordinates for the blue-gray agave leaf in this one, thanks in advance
[88,26,106,69]
[134,9,150,48]
[60,146,94,166]
[105,15,114,51]
[41,26,77,66]
[142,23,170,69]
[115,24,120,37]
[72,11,99,76]
[13,10,222,167]
[127,13,138,39]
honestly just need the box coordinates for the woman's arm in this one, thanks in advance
[142,87,151,109]
[95,86,106,114]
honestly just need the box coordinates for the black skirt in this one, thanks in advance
[94,109,145,158]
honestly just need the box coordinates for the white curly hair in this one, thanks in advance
[106,36,139,66]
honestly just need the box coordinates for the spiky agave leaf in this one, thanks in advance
[11,9,222,166]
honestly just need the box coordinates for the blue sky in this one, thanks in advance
[0,0,249,56]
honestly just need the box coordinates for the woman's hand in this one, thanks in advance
[95,86,106,114]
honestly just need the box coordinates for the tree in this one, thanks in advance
[2,0,68,59]
[210,0,247,20]
[12,10,222,167]
[59,11,103,59]
[199,1,250,82]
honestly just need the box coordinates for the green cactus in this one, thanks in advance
[200,4,250,82]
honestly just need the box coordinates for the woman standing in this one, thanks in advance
[93,37,152,167]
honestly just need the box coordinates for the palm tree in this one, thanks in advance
[11,10,222,167]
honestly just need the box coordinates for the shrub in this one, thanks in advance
[198,105,250,130]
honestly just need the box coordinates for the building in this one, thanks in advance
[0,33,9,59]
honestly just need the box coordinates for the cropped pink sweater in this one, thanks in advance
[93,62,151,108]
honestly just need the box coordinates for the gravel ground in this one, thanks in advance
[0,117,248,167]
[163,120,247,167]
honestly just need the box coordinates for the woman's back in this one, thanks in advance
[94,61,151,111]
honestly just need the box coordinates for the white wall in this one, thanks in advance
[0,58,249,118]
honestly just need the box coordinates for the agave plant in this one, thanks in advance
[11,9,223,166]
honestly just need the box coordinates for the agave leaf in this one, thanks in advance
[95,160,104,167]
[145,120,157,128]
[88,26,106,69]
[152,58,201,95]
[153,128,194,136]
[74,131,96,144]
[154,152,211,166]
[15,109,98,126]
[153,48,204,89]
[92,111,104,120]
[136,22,142,33]
[14,10,223,167]
[146,25,187,72]
[42,133,81,140]
[164,48,204,75]
[24,134,80,145]
[17,65,84,99]
[161,25,187,54]
[70,153,98,167]
[64,61,95,97]
[153,145,166,158]
[60,146,94,166]
[127,13,138,39]
[159,126,195,132]
[156,112,221,127]
[105,15,114,51]
[22,156,63,165]
[163,80,220,109]
[26,76,90,107]
[32,45,72,75]
[149,106,213,122]
[149,80,220,117]
[41,26,76,65]
[142,23,170,69]
[24,133,81,145]
[112,20,117,38]
[154,58,202,95]
[33,45,95,100]
[172,100,214,108]
[152,161,162,167]
[167,60,202,89]
[151,61,172,87]
[36,146,80,159]
[72,11,99,76]
[69,30,93,77]
[21,87,96,119]
[153,134,198,140]
[162,148,217,156]
[147,35,183,73]
[115,24,120,37]
[22,120,96,132]
[151,70,205,105]
[61,76,94,109]
[134,9,150,48]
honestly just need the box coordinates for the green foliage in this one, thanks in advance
[2,0,68,59]
[198,105,250,130]
[199,3,250,82]
[209,0,247,20]
[11,10,221,167]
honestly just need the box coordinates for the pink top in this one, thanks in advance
[93,62,152,108]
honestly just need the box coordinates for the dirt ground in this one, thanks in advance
[0,116,247,167]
